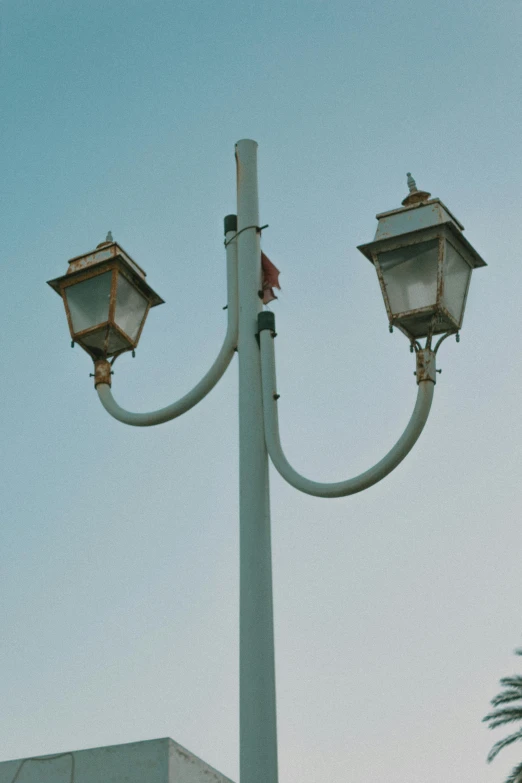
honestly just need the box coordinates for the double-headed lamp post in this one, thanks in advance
[48,140,486,783]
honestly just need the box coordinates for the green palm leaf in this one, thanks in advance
[506,761,522,783]
[500,677,522,689]
[487,730,522,763]
[484,708,522,730]
[484,647,522,777]
[492,691,522,707]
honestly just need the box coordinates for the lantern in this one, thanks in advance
[357,175,486,340]
[48,234,164,359]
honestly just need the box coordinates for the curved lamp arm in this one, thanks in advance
[95,232,239,427]
[259,318,436,498]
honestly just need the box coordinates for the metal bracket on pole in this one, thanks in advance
[256,311,276,346]
[415,349,437,384]
[93,359,113,388]
[224,214,238,235]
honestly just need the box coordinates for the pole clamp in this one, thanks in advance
[414,349,437,384]
[256,311,277,346]
[93,359,113,388]
[224,223,269,246]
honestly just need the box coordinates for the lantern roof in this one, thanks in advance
[368,172,465,241]
[64,238,147,278]
[47,237,164,307]
[357,175,486,269]
[373,198,464,240]
[358,219,487,270]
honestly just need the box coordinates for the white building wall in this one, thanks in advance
[0,737,234,783]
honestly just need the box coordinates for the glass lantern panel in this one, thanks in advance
[443,242,472,322]
[80,326,130,357]
[107,328,131,355]
[64,271,113,333]
[378,239,439,315]
[81,328,108,355]
[114,274,148,340]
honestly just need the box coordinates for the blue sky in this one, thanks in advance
[1,1,521,782]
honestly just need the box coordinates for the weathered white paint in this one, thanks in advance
[259,329,435,497]
[374,198,464,240]
[235,139,278,783]
[0,737,234,783]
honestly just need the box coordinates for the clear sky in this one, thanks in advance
[1,1,521,782]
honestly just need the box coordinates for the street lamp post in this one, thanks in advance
[48,139,486,783]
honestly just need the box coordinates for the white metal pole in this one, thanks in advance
[235,139,278,783]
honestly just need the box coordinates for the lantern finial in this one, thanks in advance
[96,231,114,249]
[402,174,431,207]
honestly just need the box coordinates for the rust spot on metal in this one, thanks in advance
[93,359,112,388]
[401,190,432,207]
[66,241,148,278]
[415,349,437,384]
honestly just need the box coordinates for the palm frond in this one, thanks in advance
[500,676,522,689]
[483,707,522,730]
[506,760,522,783]
[487,730,522,763]
[492,691,522,707]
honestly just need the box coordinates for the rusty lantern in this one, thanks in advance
[47,234,164,359]
[357,175,486,341]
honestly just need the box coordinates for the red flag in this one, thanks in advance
[261,252,281,305]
